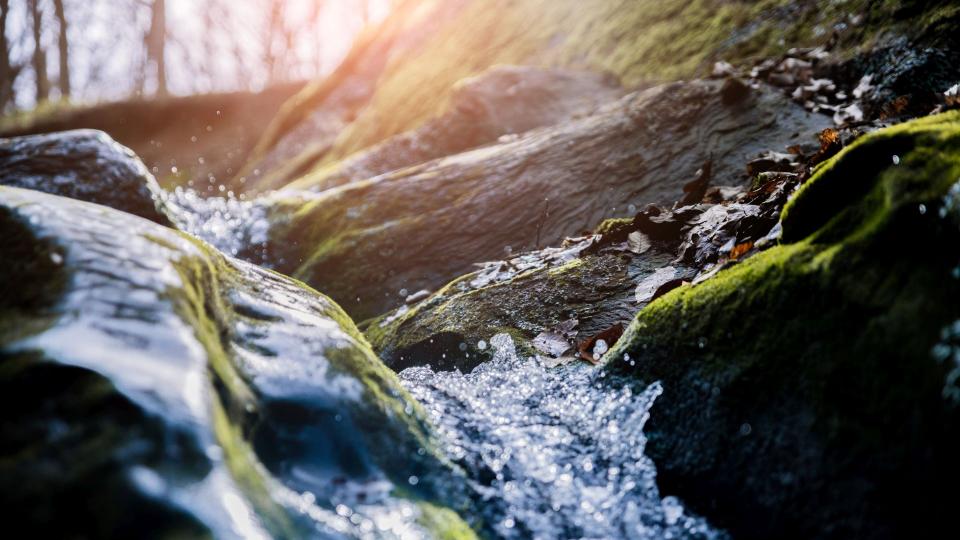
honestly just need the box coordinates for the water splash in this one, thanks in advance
[163,187,273,262]
[401,334,724,539]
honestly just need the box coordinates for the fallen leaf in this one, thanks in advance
[729,241,755,260]
[578,323,625,364]
[650,278,688,302]
[679,160,713,206]
[533,331,572,358]
[635,266,678,304]
[627,230,652,255]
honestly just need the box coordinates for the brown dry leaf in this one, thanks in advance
[577,323,625,364]
[818,128,840,150]
[812,128,843,166]
[729,241,755,260]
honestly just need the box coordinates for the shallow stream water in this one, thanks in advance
[162,189,724,538]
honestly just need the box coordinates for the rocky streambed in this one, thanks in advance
[3,15,960,540]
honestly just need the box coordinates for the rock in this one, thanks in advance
[0,187,475,538]
[287,65,624,192]
[0,130,173,225]
[605,111,960,539]
[271,79,831,321]
[245,0,942,189]
[820,37,960,120]
[365,226,698,373]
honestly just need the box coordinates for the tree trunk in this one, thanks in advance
[29,0,50,103]
[146,0,167,96]
[264,0,285,83]
[0,0,17,110]
[52,0,69,98]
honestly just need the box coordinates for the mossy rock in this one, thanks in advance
[271,79,829,322]
[366,242,686,373]
[606,111,960,538]
[0,130,173,225]
[0,186,476,538]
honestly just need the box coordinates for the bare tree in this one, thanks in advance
[29,0,50,103]
[145,0,167,96]
[263,0,285,83]
[0,0,21,110]
[52,0,69,98]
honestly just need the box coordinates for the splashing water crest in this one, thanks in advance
[401,334,724,539]
[163,187,274,262]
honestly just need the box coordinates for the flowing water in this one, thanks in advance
[401,334,722,540]
[162,189,724,539]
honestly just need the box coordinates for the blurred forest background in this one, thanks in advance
[0,0,390,112]
[0,0,391,189]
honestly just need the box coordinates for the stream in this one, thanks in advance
[162,189,724,539]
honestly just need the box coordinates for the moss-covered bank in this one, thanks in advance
[606,111,960,538]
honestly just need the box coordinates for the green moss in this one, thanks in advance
[592,217,634,237]
[605,111,960,536]
[416,502,479,540]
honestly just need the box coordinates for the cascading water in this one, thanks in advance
[401,334,723,539]
[158,187,724,538]
[163,186,275,262]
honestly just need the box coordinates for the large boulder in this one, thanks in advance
[270,79,830,321]
[288,65,624,192]
[0,186,475,538]
[605,111,960,538]
[0,129,172,225]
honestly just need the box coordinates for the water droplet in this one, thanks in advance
[407,475,419,486]
[892,154,900,165]
[477,340,488,350]
[593,339,608,358]
[49,252,63,265]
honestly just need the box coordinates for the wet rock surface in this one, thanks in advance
[0,130,173,225]
[365,236,689,373]
[290,66,624,192]
[272,78,831,321]
[0,187,474,539]
[606,112,960,539]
